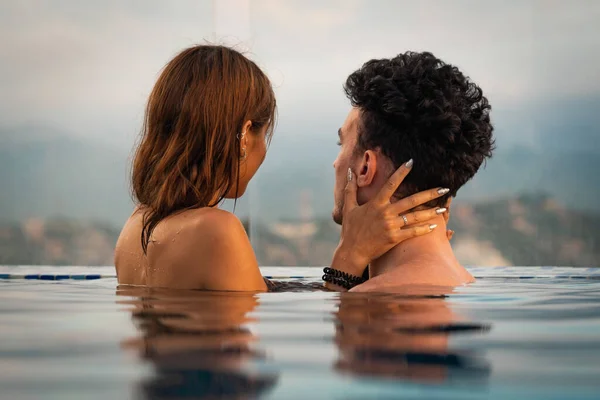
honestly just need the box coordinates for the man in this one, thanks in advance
[332,51,495,290]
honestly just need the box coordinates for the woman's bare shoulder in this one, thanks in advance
[142,208,244,257]
[188,207,245,230]
[170,208,247,248]
[160,208,265,291]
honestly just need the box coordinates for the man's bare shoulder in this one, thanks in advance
[350,264,469,293]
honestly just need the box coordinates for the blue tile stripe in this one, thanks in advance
[0,274,111,280]
[0,267,599,281]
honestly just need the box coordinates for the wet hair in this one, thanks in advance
[344,51,494,207]
[132,45,276,252]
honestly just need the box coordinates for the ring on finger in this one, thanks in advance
[401,215,409,226]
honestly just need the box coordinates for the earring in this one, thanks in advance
[238,130,247,160]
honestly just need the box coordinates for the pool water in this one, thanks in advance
[1,266,599,400]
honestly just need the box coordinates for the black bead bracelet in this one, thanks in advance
[322,267,366,289]
[322,274,353,289]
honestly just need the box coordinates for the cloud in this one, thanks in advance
[0,0,214,145]
[249,0,600,149]
[0,0,598,150]
[253,0,600,98]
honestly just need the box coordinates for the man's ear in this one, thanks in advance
[356,150,377,188]
[442,196,453,224]
[445,196,453,208]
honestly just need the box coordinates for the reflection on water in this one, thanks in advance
[117,287,278,399]
[2,267,600,399]
[333,291,491,384]
[117,285,491,399]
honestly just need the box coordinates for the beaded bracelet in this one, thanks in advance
[322,273,353,289]
[322,267,366,289]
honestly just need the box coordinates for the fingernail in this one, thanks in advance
[347,168,352,182]
[405,159,414,168]
[436,207,447,214]
[429,224,438,230]
[437,188,450,195]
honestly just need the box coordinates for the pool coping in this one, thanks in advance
[1,265,599,281]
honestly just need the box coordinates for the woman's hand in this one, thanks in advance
[330,160,450,278]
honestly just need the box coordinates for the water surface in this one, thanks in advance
[1,266,599,399]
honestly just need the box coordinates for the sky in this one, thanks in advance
[0,0,214,147]
[1,0,599,149]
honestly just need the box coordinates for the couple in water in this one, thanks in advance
[115,45,494,292]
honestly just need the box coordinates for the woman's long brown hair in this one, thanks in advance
[132,45,276,253]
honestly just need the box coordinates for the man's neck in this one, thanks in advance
[369,215,457,278]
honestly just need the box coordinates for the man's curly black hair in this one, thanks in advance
[344,51,495,207]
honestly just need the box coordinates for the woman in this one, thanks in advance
[114,45,448,291]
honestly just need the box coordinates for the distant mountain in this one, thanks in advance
[249,93,600,219]
[457,146,600,212]
[0,217,119,265]
[1,194,597,266]
[2,134,599,225]
[249,143,600,220]
[0,126,133,226]
[1,91,599,227]
[450,193,600,266]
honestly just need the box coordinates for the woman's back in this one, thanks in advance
[114,208,148,285]
[115,207,267,291]
[115,207,206,288]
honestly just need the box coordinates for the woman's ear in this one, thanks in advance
[241,120,252,135]
[240,119,252,147]
[356,150,377,188]
[238,120,253,161]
